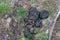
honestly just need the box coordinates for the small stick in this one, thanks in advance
[49,11,60,40]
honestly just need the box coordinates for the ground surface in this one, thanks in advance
[52,15,60,40]
[0,0,60,40]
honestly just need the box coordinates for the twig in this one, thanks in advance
[49,11,60,40]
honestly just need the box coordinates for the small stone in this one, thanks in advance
[4,14,11,19]
[7,17,12,23]
[30,28,35,34]
[45,29,49,34]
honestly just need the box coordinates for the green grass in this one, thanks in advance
[17,8,28,17]
[0,3,9,17]
[25,34,32,40]
[17,8,28,22]
[56,31,60,37]
[34,32,48,40]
